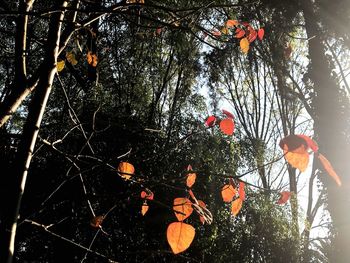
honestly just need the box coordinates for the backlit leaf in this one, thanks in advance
[220,118,235,135]
[246,26,257,43]
[318,153,342,186]
[238,182,246,201]
[90,215,104,228]
[186,172,196,188]
[257,28,265,40]
[226,19,238,28]
[167,222,195,254]
[117,162,135,180]
[284,145,309,172]
[141,190,154,200]
[231,198,243,216]
[87,51,98,67]
[235,28,245,38]
[66,52,78,65]
[277,191,291,204]
[205,115,216,127]
[141,203,149,216]
[57,60,65,72]
[240,37,250,54]
[173,198,193,221]
[222,109,234,119]
[221,184,236,203]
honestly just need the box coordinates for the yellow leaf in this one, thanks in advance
[66,52,78,66]
[117,162,135,180]
[221,27,229,35]
[240,37,249,54]
[173,198,193,221]
[141,203,149,216]
[231,198,243,216]
[57,60,65,72]
[167,222,195,254]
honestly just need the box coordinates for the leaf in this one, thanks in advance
[238,182,246,201]
[279,134,308,152]
[205,115,216,127]
[141,203,149,216]
[226,19,238,28]
[257,28,265,40]
[284,145,309,172]
[197,200,206,224]
[90,215,104,228]
[186,172,196,188]
[167,222,195,254]
[141,190,154,200]
[212,30,221,37]
[221,184,236,203]
[277,191,291,204]
[240,37,250,54]
[297,135,319,152]
[87,51,98,67]
[318,153,342,186]
[57,60,65,72]
[220,118,235,135]
[66,52,78,65]
[117,162,135,180]
[173,198,193,221]
[222,109,234,119]
[221,27,229,35]
[231,198,243,216]
[235,28,245,38]
[246,26,257,43]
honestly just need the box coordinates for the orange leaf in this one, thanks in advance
[231,198,243,216]
[240,37,250,54]
[90,215,104,228]
[235,28,245,38]
[141,203,149,216]
[277,191,291,204]
[117,162,135,180]
[87,51,98,67]
[246,26,257,43]
[220,118,235,135]
[284,145,309,172]
[222,109,234,119]
[226,19,239,28]
[141,190,154,200]
[205,115,216,127]
[258,28,265,40]
[238,182,246,201]
[173,198,193,221]
[318,153,342,186]
[186,173,196,188]
[167,222,195,254]
[197,200,206,224]
[221,184,236,203]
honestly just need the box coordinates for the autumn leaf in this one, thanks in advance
[90,215,104,228]
[257,28,265,40]
[238,182,246,201]
[240,37,249,54]
[222,109,234,119]
[117,162,135,180]
[220,118,235,135]
[141,202,149,216]
[221,27,229,35]
[221,184,236,203]
[277,191,291,204]
[231,198,243,216]
[66,51,78,66]
[246,26,257,43]
[297,135,318,152]
[197,200,206,224]
[173,198,193,221]
[167,222,195,254]
[57,60,65,72]
[87,51,98,67]
[235,28,245,38]
[141,190,154,200]
[186,167,196,188]
[284,145,309,172]
[226,19,238,28]
[205,115,216,127]
[318,153,342,186]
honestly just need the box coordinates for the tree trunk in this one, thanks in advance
[302,1,350,262]
[2,2,67,262]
